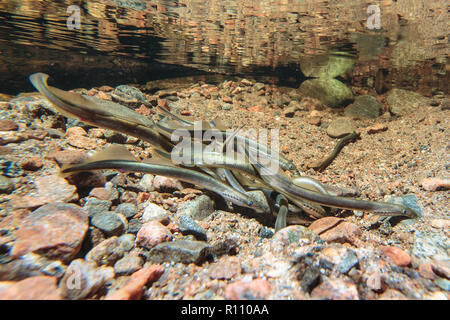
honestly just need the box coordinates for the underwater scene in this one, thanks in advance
[0,0,448,301]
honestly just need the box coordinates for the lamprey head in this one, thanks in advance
[373,202,419,219]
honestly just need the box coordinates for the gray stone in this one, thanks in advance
[85,236,132,266]
[91,211,127,236]
[178,195,214,220]
[113,252,144,276]
[387,88,430,116]
[59,259,114,299]
[115,203,138,219]
[142,202,170,222]
[177,214,207,241]
[434,278,450,291]
[0,175,14,194]
[326,117,357,138]
[112,85,146,103]
[253,83,265,91]
[104,129,127,144]
[344,95,381,119]
[149,240,212,265]
[337,250,359,274]
[118,234,136,251]
[139,174,154,192]
[127,218,143,234]
[271,225,322,253]
[298,78,353,108]
[413,231,448,262]
[83,197,112,218]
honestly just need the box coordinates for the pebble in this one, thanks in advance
[319,245,359,274]
[380,246,411,267]
[139,174,154,192]
[105,265,164,300]
[224,278,272,300]
[88,187,117,201]
[86,236,131,266]
[430,219,450,229]
[152,175,184,192]
[208,256,242,280]
[440,99,450,110]
[259,226,274,239]
[434,278,450,292]
[50,149,87,166]
[0,175,14,194]
[367,123,388,134]
[430,260,450,279]
[142,202,170,222]
[114,252,144,276]
[136,221,172,249]
[366,271,385,292]
[178,195,214,220]
[0,119,18,131]
[326,117,357,138]
[271,225,322,253]
[59,259,114,299]
[417,262,435,280]
[91,211,128,236]
[299,265,321,293]
[116,203,138,219]
[11,175,78,209]
[387,88,430,116]
[298,78,353,108]
[20,156,43,171]
[83,197,112,218]
[421,178,450,191]
[253,83,265,91]
[413,231,448,262]
[309,217,362,245]
[344,95,381,119]
[65,126,87,137]
[149,240,212,265]
[11,203,88,262]
[177,214,207,241]
[0,276,61,300]
[104,129,127,144]
[310,278,359,300]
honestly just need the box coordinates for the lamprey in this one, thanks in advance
[29,73,174,152]
[308,132,360,171]
[154,107,297,172]
[61,146,265,213]
[240,145,419,218]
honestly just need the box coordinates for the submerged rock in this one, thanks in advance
[91,211,128,236]
[0,175,14,194]
[344,95,381,119]
[326,117,357,138]
[149,240,212,264]
[387,88,430,116]
[298,78,353,108]
[59,259,114,300]
[176,214,207,241]
[85,235,133,266]
[178,195,214,220]
[0,275,62,300]
[10,203,88,262]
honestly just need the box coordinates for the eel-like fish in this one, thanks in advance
[60,145,266,213]
[29,73,174,152]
